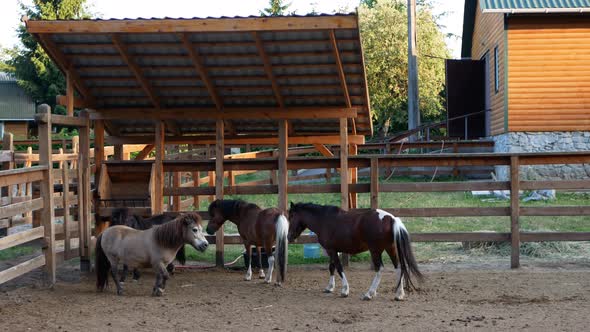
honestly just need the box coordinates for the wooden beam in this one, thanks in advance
[37,35,94,105]
[26,16,359,33]
[252,31,284,108]
[0,255,45,285]
[153,122,165,214]
[370,158,379,209]
[180,33,223,109]
[103,120,121,136]
[134,144,155,160]
[349,143,358,209]
[94,120,105,186]
[78,110,92,272]
[112,35,160,108]
[106,134,365,146]
[510,156,520,269]
[215,119,224,267]
[313,144,334,157]
[91,107,360,120]
[56,95,87,108]
[278,119,288,213]
[329,29,356,135]
[66,70,74,116]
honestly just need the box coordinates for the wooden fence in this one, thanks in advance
[155,151,590,268]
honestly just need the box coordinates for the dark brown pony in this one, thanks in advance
[206,199,288,285]
[110,208,185,281]
[96,213,208,296]
[288,203,422,300]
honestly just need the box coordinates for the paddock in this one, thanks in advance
[1,260,589,331]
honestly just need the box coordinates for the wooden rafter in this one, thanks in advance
[329,30,357,135]
[252,32,284,108]
[112,35,180,135]
[103,121,121,136]
[26,16,358,34]
[37,35,94,106]
[134,144,155,160]
[180,33,223,110]
[90,106,362,120]
[313,144,334,157]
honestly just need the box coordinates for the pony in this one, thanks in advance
[206,199,288,285]
[110,208,186,281]
[96,213,208,296]
[287,202,423,301]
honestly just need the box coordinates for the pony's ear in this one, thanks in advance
[182,215,193,225]
[290,201,294,209]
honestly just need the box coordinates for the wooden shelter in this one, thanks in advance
[26,14,371,266]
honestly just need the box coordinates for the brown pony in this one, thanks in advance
[288,203,422,300]
[206,199,288,285]
[96,213,208,296]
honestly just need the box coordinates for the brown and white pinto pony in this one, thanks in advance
[96,213,209,296]
[288,203,422,300]
[206,199,288,285]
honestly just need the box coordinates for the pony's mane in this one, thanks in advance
[110,208,130,226]
[154,213,198,249]
[290,202,344,217]
[208,199,260,219]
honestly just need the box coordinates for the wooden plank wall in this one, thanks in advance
[470,5,505,135]
[507,16,590,132]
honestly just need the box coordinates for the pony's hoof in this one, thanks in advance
[132,279,139,283]
[116,289,123,296]
[258,273,266,279]
[340,292,349,298]
[394,296,405,301]
[324,288,334,293]
[245,276,252,281]
[152,288,164,297]
[274,282,282,287]
[362,293,373,301]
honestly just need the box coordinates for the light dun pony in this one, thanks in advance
[206,199,288,285]
[96,213,208,296]
[288,203,422,301]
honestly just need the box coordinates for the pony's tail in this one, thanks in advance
[392,217,423,292]
[275,214,289,283]
[95,234,111,291]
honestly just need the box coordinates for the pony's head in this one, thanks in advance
[155,213,208,252]
[287,202,309,242]
[206,199,253,235]
[180,213,209,252]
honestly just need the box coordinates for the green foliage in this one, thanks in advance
[260,0,291,16]
[359,0,450,135]
[1,0,91,114]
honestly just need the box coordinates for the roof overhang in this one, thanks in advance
[26,14,373,139]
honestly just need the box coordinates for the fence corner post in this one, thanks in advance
[510,155,520,269]
[35,104,56,286]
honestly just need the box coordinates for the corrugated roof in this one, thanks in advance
[481,0,590,11]
[0,72,36,120]
[462,0,590,57]
[26,14,372,138]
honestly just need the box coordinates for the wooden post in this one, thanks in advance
[207,144,214,203]
[339,117,349,266]
[215,119,225,267]
[278,119,288,213]
[71,136,79,169]
[66,70,74,117]
[349,144,358,209]
[25,146,33,224]
[93,119,106,235]
[510,156,520,269]
[36,104,56,285]
[62,161,71,259]
[192,171,200,210]
[270,151,278,185]
[0,133,13,237]
[370,158,379,209]
[452,142,459,177]
[172,172,180,212]
[78,111,91,272]
[114,144,124,160]
[153,121,165,214]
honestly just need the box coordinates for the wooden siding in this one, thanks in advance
[470,5,506,135]
[4,122,29,139]
[507,16,590,132]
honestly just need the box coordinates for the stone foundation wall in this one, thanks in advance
[493,132,590,180]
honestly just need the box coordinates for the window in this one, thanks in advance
[494,46,499,93]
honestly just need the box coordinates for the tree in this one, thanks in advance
[359,0,449,135]
[1,0,91,114]
[260,0,291,16]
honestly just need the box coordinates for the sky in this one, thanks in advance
[0,0,464,58]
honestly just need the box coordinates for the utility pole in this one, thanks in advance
[407,0,420,140]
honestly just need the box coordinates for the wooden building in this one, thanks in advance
[0,72,36,138]
[457,0,590,178]
[25,14,371,266]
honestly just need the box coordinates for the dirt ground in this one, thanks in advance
[1,259,589,332]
